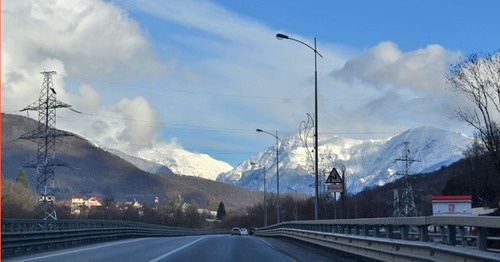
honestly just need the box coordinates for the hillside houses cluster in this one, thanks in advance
[68,194,145,215]
[63,193,221,222]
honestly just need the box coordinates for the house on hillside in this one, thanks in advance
[121,199,143,210]
[119,199,144,216]
[180,203,190,213]
[132,199,142,208]
[85,196,103,208]
[123,199,142,209]
[68,194,103,215]
[68,194,86,214]
[38,194,56,202]
[197,208,217,218]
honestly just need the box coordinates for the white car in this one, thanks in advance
[240,228,248,236]
[231,227,241,236]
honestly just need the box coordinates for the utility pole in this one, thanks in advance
[20,71,72,221]
[393,189,400,217]
[394,142,419,217]
[341,165,346,219]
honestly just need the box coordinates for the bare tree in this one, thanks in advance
[447,51,500,171]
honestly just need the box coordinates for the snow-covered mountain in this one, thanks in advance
[104,146,233,180]
[133,146,233,181]
[216,126,471,195]
[104,148,173,174]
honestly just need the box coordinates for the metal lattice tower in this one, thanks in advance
[394,142,419,217]
[20,71,72,220]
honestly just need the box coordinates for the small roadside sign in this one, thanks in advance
[327,184,343,193]
[325,167,343,184]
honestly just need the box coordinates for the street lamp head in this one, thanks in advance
[256,129,264,132]
[276,33,289,40]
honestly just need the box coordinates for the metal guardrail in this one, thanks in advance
[1,219,229,257]
[255,216,500,262]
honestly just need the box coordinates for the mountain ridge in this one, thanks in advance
[0,113,262,210]
[217,126,471,195]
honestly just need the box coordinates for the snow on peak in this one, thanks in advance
[217,126,471,194]
[102,142,233,181]
[135,144,233,180]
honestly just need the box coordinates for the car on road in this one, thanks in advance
[249,227,256,235]
[240,228,248,236]
[231,227,241,236]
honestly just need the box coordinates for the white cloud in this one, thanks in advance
[332,41,461,94]
[322,41,467,137]
[2,0,473,168]
[1,0,170,112]
[1,0,174,152]
[66,96,162,154]
[107,96,160,147]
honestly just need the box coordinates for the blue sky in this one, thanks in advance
[2,0,499,167]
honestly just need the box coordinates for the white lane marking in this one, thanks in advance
[9,238,151,262]
[148,236,208,262]
[259,238,274,248]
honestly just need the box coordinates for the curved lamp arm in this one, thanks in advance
[276,33,323,58]
[256,129,281,141]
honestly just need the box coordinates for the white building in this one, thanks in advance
[432,195,471,216]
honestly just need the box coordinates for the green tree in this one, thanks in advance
[1,176,36,218]
[103,186,115,207]
[216,201,226,220]
[184,200,205,228]
[158,195,184,226]
[15,169,29,188]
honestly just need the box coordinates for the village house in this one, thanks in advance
[85,196,103,208]
[68,194,102,215]
[38,194,56,202]
[122,199,142,209]
[197,208,218,218]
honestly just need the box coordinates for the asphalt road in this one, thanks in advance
[3,235,340,262]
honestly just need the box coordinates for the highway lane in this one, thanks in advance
[3,234,337,262]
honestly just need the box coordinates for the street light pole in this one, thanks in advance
[263,165,267,226]
[276,33,322,220]
[256,128,281,224]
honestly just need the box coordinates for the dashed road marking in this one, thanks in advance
[148,236,208,262]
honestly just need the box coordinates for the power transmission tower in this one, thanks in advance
[20,71,72,221]
[393,142,419,217]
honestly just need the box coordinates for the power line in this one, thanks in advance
[58,110,457,137]
[60,111,254,133]
[65,75,462,102]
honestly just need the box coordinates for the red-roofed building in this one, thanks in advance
[432,195,472,216]
[85,196,103,208]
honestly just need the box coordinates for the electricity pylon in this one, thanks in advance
[393,142,419,217]
[20,71,72,220]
